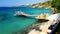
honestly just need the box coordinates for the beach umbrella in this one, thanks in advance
[46,13,60,21]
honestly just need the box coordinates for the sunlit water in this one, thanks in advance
[0,7,52,34]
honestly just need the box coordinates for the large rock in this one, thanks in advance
[47,13,60,21]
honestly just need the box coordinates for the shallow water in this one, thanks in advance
[0,7,52,34]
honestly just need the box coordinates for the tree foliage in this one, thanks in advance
[52,0,60,10]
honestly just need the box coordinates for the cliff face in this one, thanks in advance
[29,1,52,8]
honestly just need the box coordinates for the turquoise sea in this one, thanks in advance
[0,7,52,34]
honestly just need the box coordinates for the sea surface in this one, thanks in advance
[0,7,52,34]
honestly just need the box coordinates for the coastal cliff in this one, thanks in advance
[29,1,52,8]
[28,1,57,14]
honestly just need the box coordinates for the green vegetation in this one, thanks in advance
[51,0,60,13]
[51,0,60,9]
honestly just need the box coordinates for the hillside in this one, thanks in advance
[29,0,58,14]
[29,1,52,8]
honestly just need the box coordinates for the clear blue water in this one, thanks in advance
[0,7,52,34]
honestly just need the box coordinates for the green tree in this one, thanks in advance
[52,0,60,10]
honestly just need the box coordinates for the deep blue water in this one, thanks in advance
[0,7,52,34]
